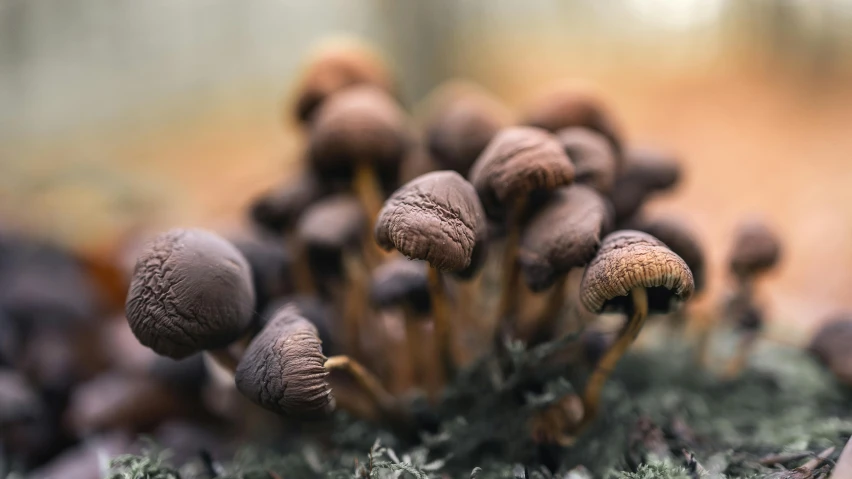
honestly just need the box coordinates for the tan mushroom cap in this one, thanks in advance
[375,171,487,273]
[297,194,366,251]
[728,219,782,278]
[519,185,613,292]
[610,147,681,222]
[555,127,618,195]
[580,230,694,313]
[635,216,706,294]
[235,305,334,418]
[468,126,575,220]
[293,37,395,124]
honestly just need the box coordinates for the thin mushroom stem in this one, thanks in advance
[353,161,385,231]
[580,286,648,430]
[528,274,569,346]
[291,239,317,295]
[206,349,240,375]
[401,305,428,392]
[323,355,401,422]
[428,265,456,381]
[342,251,370,362]
[455,277,483,365]
[495,198,527,345]
[722,330,758,379]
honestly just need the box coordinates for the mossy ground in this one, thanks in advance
[107,329,852,479]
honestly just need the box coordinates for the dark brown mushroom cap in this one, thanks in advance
[555,127,618,195]
[370,258,430,314]
[808,315,852,384]
[424,81,512,177]
[249,171,327,235]
[610,147,681,222]
[293,39,394,124]
[580,230,694,314]
[298,194,366,252]
[125,229,255,359]
[0,370,43,425]
[375,171,487,273]
[635,217,706,294]
[519,186,613,292]
[235,305,333,418]
[232,235,294,319]
[468,126,575,221]
[728,219,782,278]
[307,86,411,193]
[521,84,622,155]
[260,295,336,356]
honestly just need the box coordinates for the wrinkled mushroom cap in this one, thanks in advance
[610,147,682,223]
[555,127,618,195]
[370,258,430,314]
[468,126,575,220]
[809,315,852,384]
[260,295,336,356]
[249,170,326,234]
[424,80,512,177]
[307,86,411,192]
[375,171,487,273]
[728,219,782,278]
[580,230,694,313]
[235,305,334,417]
[125,229,255,359]
[519,185,613,292]
[635,217,706,294]
[293,37,394,124]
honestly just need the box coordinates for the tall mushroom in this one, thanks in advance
[518,185,613,344]
[468,126,575,340]
[375,170,487,380]
[555,127,619,195]
[125,229,255,372]
[579,231,693,427]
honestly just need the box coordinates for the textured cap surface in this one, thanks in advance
[556,127,618,194]
[235,305,333,417]
[580,230,694,313]
[468,126,575,220]
[125,229,255,359]
[519,186,613,292]
[728,220,782,278]
[636,217,706,294]
[376,171,487,273]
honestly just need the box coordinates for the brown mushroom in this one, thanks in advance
[231,234,294,322]
[469,126,575,343]
[633,216,706,295]
[125,229,255,371]
[376,170,487,379]
[555,127,618,195]
[808,315,852,385]
[518,185,613,343]
[423,80,512,177]
[248,170,327,236]
[307,85,412,226]
[292,37,395,125]
[578,230,693,429]
[609,147,681,225]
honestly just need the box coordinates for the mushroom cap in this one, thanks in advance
[468,126,575,221]
[370,258,431,314]
[235,305,334,418]
[260,295,336,356]
[125,229,255,359]
[519,186,613,292]
[580,230,694,313]
[0,369,43,426]
[298,194,366,252]
[424,80,512,177]
[728,219,782,278]
[293,37,394,124]
[249,170,326,235]
[610,147,681,222]
[307,86,411,193]
[521,83,622,155]
[375,170,487,273]
[808,315,852,384]
[555,127,618,195]
[634,217,706,294]
[231,235,294,318]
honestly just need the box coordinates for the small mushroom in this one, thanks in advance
[376,171,487,379]
[518,185,613,343]
[555,127,618,195]
[423,80,512,177]
[231,234,294,322]
[125,228,255,371]
[808,314,852,385]
[578,230,693,429]
[307,85,412,226]
[292,37,395,124]
[633,216,706,295]
[609,147,681,225]
[260,295,337,356]
[248,170,327,236]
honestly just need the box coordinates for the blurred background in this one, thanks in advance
[2,0,852,335]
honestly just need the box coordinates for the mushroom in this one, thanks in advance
[248,170,327,236]
[292,37,395,125]
[468,126,575,341]
[808,314,852,385]
[125,228,256,372]
[375,170,488,379]
[633,216,706,295]
[235,305,403,426]
[609,147,681,225]
[518,185,613,344]
[578,230,693,428]
[423,80,512,177]
[231,234,294,323]
[307,85,412,227]
[555,127,618,195]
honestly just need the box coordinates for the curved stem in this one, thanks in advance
[428,266,456,381]
[324,355,401,422]
[580,287,648,430]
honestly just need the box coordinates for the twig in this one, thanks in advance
[799,446,835,471]
[759,452,813,466]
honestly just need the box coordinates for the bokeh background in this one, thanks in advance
[2,0,851,337]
